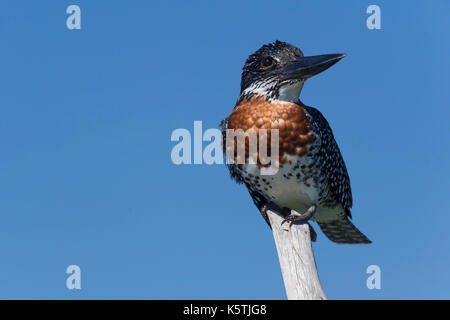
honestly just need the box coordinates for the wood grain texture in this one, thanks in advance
[267,209,326,300]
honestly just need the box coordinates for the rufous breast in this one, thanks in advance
[226,95,316,167]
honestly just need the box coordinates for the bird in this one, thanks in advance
[221,40,371,244]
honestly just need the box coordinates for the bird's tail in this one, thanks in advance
[317,216,371,244]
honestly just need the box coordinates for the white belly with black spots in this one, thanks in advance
[240,154,341,222]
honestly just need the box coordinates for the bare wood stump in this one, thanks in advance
[267,209,326,300]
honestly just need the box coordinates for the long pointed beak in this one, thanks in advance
[280,53,346,80]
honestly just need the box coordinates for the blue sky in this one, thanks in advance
[1,1,449,299]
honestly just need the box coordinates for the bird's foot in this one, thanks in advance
[281,205,317,229]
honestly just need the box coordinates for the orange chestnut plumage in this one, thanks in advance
[226,95,315,167]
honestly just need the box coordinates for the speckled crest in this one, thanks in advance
[240,40,304,94]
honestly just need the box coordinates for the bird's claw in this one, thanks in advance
[281,205,317,229]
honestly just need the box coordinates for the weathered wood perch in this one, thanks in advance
[267,209,326,300]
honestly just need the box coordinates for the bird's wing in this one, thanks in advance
[304,106,353,215]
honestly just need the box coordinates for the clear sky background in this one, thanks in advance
[1,1,449,299]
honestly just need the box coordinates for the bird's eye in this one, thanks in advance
[261,57,274,67]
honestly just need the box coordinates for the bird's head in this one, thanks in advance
[239,40,346,103]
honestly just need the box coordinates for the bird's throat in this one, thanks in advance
[278,81,304,103]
